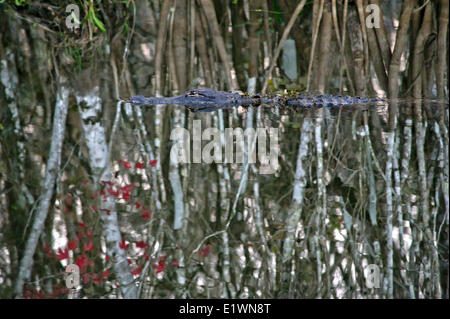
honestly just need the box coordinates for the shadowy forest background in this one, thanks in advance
[0,0,448,299]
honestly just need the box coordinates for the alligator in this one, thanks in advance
[129,88,385,111]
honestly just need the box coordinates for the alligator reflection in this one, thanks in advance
[178,99,447,288]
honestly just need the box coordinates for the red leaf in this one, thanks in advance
[82,273,91,284]
[131,266,142,276]
[120,183,136,201]
[76,231,84,240]
[152,261,166,274]
[135,202,141,209]
[83,180,88,185]
[76,254,89,270]
[135,241,149,249]
[100,208,111,215]
[136,162,144,169]
[122,161,132,169]
[123,183,136,192]
[65,199,72,206]
[101,180,114,186]
[68,240,78,251]
[56,248,69,261]
[149,159,157,167]
[171,260,179,267]
[86,229,93,238]
[142,208,151,221]
[119,238,129,250]
[84,241,94,252]
[101,269,110,279]
[197,245,211,257]
[93,273,103,285]
[65,208,71,215]
[78,222,86,228]
[122,192,131,201]
[105,255,110,261]
[106,187,119,198]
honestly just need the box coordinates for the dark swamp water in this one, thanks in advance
[1,87,449,298]
[111,97,448,298]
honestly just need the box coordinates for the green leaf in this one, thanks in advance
[121,21,128,36]
[92,14,106,32]
[89,5,106,33]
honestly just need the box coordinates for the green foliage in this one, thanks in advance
[88,3,106,33]
[64,46,83,72]
[122,20,128,36]
[0,0,28,5]
[14,0,27,6]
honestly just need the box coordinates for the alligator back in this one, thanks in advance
[129,89,386,109]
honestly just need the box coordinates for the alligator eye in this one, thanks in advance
[186,89,200,97]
